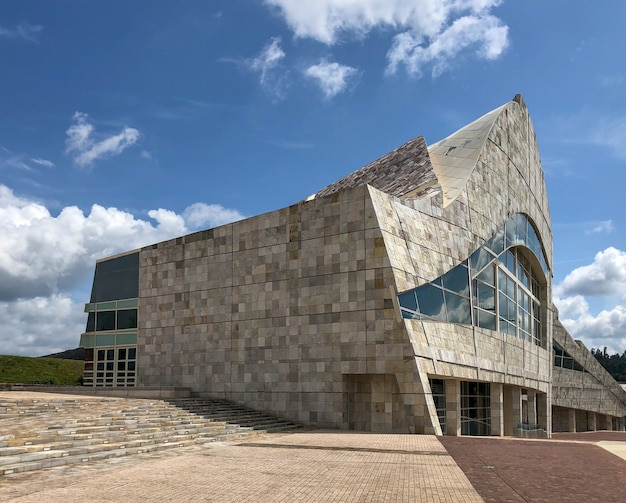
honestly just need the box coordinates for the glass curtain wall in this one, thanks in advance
[398,214,548,347]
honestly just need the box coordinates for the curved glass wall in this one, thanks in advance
[398,214,548,346]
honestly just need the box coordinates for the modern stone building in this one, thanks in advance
[79,95,626,436]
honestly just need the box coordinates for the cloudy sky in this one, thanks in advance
[1,0,626,356]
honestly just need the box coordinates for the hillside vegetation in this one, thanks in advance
[592,349,626,383]
[0,355,83,385]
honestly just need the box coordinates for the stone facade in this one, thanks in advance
[80,95,626,436]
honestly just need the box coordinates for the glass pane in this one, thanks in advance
[498,292,508,319]
[470,247,492,274]
[485,228,504,255]
[107,349,114,360]
[475,282,495,311]
[501,250,515,275]
[128,348,136,359]
[79,334,95,347]
[90,252,139,303]
[477,310,496,330]
[398,290,418,312]
[401,309,420,320]
[441,264,470,297]
[430,379,445,394]
[96,311,116,331]
[85,348,94,361]
[97,349,105,361]
[117,298,138,309]
[506,219,523,248]
[116,333,137,345]
[117,309,138,330]
[128,361,136,371]
[95,334,116,346]
[415,283,446,319]
[444,291,472,324]
[118,348,127,360]
[86,312,95,332]
[96,301,117,310]
[477,264,495,285]
[517,263,530,288]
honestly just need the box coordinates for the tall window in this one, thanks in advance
[398,214,548,347]
[461,381,491,436]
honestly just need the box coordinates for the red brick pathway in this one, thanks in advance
[440,434,626,503]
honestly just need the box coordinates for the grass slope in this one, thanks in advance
[0,355,83,385]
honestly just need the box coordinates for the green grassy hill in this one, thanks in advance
[0,355,83,385]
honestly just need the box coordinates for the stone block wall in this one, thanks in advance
[137,184,430,430]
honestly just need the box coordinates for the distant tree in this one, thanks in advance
[592,348,626,383]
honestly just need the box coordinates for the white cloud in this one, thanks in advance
[30,157,55,168]
[264,0,508,77]
[0,153,32,171]
[555,247,626,298]
[0,184,246,355]
[247,38,288,100]
[589,116,626,160]
[555,295,626,354]
[0,295,85,357]
[183,203,245,229]
[554,247,626,353]
[386,14,508,77]
[0,22,42,43]
[304,60,358,98]
[585,220,614,235]
[65,112,140,167]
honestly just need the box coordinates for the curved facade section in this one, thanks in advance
[373,97,555,436]
[397,213,548,347]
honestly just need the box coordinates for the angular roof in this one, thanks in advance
[428,104,506,207]
[315,95,525,207]
[315,135,439,200]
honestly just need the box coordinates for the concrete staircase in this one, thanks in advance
[0,396,301,477]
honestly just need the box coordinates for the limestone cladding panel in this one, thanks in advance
[404,321,550,393]
[136,183,425,429]
[552,319,626,416]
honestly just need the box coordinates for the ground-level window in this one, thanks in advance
[461,381,491,436]
[429,378,446,435]
[83,346,136,387]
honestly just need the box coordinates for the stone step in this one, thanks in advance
[0,427,262,476]
[0,395,299,478]
[5,421,232,447]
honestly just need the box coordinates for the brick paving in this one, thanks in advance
[440,435,626,503]
[0,432,482,503]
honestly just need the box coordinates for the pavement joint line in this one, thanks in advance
[235,442,452,456]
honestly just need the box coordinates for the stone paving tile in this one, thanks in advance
[551,431,626,443]
[0,432,483,503]
[440,435,626,503]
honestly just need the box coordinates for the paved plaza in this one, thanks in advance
[1,392,625,502]
[0,431,481,503]
[2,430,626,503]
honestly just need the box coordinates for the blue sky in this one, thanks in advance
[1,0,626,356]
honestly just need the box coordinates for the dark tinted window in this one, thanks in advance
[117,309,138,329]
[86,312,95,332]
[89,252,139,303]
[96,311,116,331]
[415,284,445,319]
